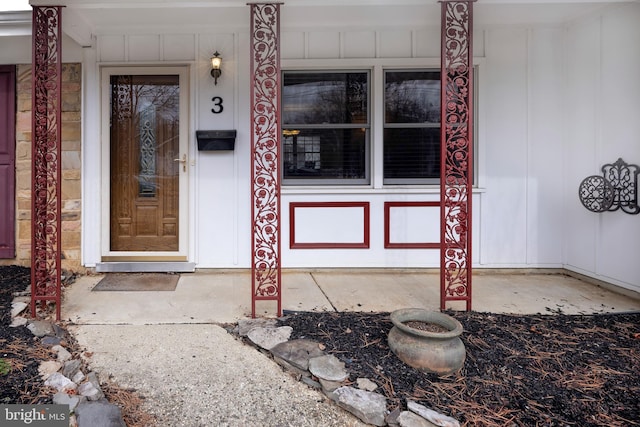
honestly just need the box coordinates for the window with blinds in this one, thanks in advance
[384,70,442,184]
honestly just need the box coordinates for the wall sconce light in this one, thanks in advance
[210,51,222,85]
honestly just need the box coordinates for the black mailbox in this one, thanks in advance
[196,130,236,151]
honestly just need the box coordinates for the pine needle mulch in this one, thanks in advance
[0,265,157,427]
[278,309,640,427]
[0,266,54,406]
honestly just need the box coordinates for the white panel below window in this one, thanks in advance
[295,207,364,244]
[389,205,439,244]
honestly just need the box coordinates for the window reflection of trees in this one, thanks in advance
[282,72,368,182]
[384,71,441,182]
[385,72,440,124]
[282,73,367,124]
[110,75,180,197]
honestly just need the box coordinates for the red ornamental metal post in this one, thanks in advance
[31,6,63,320]
[249,3,283,318]
[440,1,474,311]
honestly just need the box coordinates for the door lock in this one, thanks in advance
[173,154,187,172]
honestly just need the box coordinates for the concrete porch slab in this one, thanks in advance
[313,271,640,315]
[63,270,336,325]
[310,271,441,312]
[62,270,640,326]
[63,273,253,325]
[468,273,640,315]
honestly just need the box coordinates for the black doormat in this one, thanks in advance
[92,273,179,291]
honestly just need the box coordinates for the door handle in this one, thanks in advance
[173,154,187,172]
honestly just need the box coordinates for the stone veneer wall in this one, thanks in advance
[0,63,83,272]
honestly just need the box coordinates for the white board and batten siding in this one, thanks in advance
[75,2,640,293]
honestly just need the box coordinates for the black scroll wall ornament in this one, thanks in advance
[579,158,639,215]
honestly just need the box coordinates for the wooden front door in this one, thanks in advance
[109,74,182,252]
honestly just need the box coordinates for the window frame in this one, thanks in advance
[279,64,479,189]
[381,66,478,187]
[281,69,371,186]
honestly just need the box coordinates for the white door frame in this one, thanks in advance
[99,66,190,261]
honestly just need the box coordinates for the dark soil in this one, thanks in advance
[0,266,156,426]
[404,320,449,333]
[278,309,640,426]
[0,265,54,404]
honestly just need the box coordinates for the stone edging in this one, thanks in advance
[234,318,461,427]
[9,297,126,427]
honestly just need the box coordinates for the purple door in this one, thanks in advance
[0,65,16,258]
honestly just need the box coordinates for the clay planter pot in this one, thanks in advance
[388,308,466,376]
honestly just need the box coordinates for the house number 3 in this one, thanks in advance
[211,97,224,114]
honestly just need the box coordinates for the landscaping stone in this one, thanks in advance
[9,316,28,327]
[309,354,349,382]
[52,344,73,362]
[270,339,325,371]
[330,386,388,426]
[38,360,63,380]
[21,293,460,427]
[246,326,293,350]
[357,377,378,392]
[78,381,104,401]
[231,321,465,427]
[11,288,126,426]
[272,354,309,377]
[52,323,67,338]
[41,335,64,346]
[386,408,402,426]
[318,377,343,392]
[75,399,126,427]
[407,401,460,427]
[86,372,102,390]
[397,410,438,427]
[27,320,55,337]
[44,372,77,392]
[10,301,28,318]
[237,318,277,336]
[11,295,30,303]
[72,370,86,384]
[53,391,83,412]
[62,359,82,378]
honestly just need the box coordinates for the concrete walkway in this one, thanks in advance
[63,270,640,325]
[63,271,640,426]
[69,323,368,427]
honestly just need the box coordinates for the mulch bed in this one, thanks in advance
[2,265,640,426]
[0,265,53,405]
[0,266,156,426]
[278,309,640,426]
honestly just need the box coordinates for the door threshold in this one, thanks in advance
[96,262,196,273]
